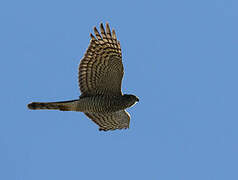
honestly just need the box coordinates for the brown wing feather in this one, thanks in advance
[78,23,123,97]
[85,110,130,131]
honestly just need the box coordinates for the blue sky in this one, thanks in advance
[1,0,238,179]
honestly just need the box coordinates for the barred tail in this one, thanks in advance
[27,99,79,111]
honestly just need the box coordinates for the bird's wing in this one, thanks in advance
[84,110,130,131]
[78,23,124,97]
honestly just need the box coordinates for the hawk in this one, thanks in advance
[28,23,139,131]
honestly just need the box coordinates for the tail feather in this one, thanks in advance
[27,99,79,111]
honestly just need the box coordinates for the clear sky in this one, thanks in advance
[1,0,238,179]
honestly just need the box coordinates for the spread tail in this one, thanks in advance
[27,99,79,111]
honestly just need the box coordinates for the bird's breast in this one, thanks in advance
[76,96,126,113]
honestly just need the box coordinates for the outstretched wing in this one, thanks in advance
[78,23,124,97]
[84,110,130,131]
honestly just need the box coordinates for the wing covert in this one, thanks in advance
[85,110,130,131]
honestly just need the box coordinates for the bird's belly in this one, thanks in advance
[75,96,123,113]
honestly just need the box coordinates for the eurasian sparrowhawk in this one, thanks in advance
[28,23,139,131]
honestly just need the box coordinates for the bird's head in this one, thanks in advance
[122,94,139,107]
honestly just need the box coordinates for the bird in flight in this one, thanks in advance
[28,22,139,131]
